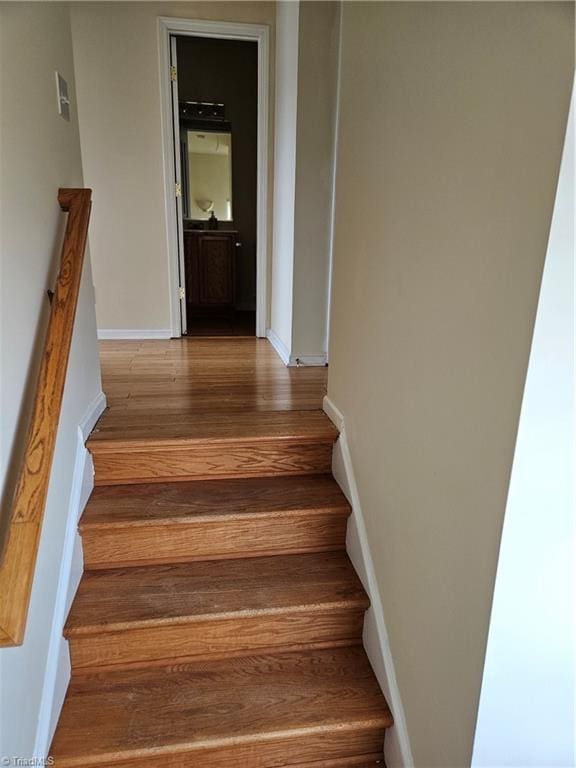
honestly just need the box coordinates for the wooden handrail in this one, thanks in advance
[0,188,92,647]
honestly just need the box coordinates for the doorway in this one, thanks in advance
[159,18,269,339]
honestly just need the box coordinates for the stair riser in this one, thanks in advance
[68,608,366,671]
[82,512,348,568]
[54,726,387,767]
[92,441,333,486]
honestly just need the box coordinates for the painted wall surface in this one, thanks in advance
[326,3,574,766]
[269,0,339,361]
[269,0,299,352]
[70,2,275,334]
[177,36,258,310]
[292,0,339,360]
[472,81,575,768]
[0,2,102,757]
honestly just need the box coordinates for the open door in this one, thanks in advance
[169,35,187,334]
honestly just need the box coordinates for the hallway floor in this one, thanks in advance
[99,337,328,419]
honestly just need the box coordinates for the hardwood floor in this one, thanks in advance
[52,647,392,767]
[51,338,392,766]
[99,337,327,416]
[80,475,350,568]
[64,551,369,671]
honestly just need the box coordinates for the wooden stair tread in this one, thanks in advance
[88,409,338,450]
[81,474,349,527]
[65,551,366,635]
[79,475,350,569]
[65,552,368,670]
[51,646,392,766]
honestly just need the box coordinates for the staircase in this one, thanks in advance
[51,408,393,766]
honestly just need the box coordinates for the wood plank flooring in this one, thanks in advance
[65,552,369,671]
[92,340,334,484]
[51,647,392,768]
[99,337,327,416]
[80,475,350,568]
[51,339,392,766]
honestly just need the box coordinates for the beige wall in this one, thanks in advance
[70,1,275,334]
[327,3,574,766]
[0,2,102,756]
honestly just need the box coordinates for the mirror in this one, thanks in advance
[184,130,233,221]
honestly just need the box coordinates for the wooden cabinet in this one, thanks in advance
[183,230,237,319]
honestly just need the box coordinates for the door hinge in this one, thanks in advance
[175,182,182,198]
[179,286,185,300]
[170,65,177,82]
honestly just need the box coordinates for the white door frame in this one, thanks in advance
[168,35,187,334]
[158,16,270,338]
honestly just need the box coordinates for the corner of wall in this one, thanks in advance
[266,329,328,367]
[323,394,414,768]
[266,328,291,365]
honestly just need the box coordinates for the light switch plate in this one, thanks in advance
[55,71,70,121]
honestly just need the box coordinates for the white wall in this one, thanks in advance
[291,0,339,363]
[472,80,575,768]
[268,0,339,365]
[292,1,340,362]
[326,3,574,765]
[269,0,299,356]
[0,2,103,758]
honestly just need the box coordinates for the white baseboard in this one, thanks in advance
[65,450,94,614]
[266,330,327,367]
[33,399,99,759]
[97,329,173,340]
[266,328,290,365]
[79,390,106,441]
[289,353,327,367]
[323,394,344,430]
[324,395,414,768]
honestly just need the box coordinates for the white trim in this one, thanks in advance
[289,353,327,367]
[34,384,104,758]
[97,329,173,341]
[266,331,326,368]
[325,0,344,363]
[266,328,290,366]
[169,35,187,335]
[33,428,95,759]
[158,17,270,338]
[159,24,182,337]
[322,393,344,431]
[79,390,106,441]
[324,395,415,768]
